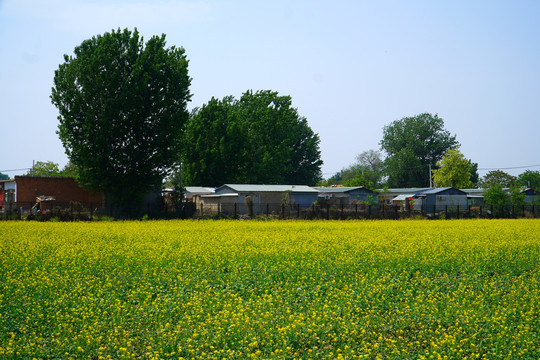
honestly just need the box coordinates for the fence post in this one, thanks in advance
[326,204,330,220]
[368,204,372,219]
[479,205,482,217]
[383,204,386,218]
[468,205,471,218]
[266,203,270,217]
[445,204,448,219]
[340,204,344,220]
[297,203,300,219]
[457,204,460,219]
[394,204,398,219]
[355,204,358,219]
[234,202,238,219]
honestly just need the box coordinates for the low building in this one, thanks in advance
[414,187,468,212]
[5,176,102,209]
[316,186,378,205]
[215,184,319,214]
[378,188,431,205]
[522,188,538,204]
[185,186,215,201]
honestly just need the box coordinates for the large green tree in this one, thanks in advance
[431,147,475,188]
[380,113,458,187]
[51,28,191,211]
[26,161,62,177]
[182,90,322,186]
[0,172,9,180]
[479,170,516,188]
[517,170,540,190]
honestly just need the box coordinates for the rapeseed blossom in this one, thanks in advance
[0,219,539,359]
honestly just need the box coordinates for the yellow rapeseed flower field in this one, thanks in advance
[0,219,539,359]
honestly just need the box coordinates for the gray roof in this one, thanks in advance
[416,187,467,196]
[185,186,215,194]
[316,186,374,194]
[218,184,318,193]
[379,188,431,195]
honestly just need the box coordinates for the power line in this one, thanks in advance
[477,164,540,171]
[323,163,540,177]
[0,168,32,173]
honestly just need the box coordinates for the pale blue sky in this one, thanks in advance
[1,0,539,180]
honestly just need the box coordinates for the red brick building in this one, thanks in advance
[9,176,103,208]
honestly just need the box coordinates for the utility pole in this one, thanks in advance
[429,163,432,188]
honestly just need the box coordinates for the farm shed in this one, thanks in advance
[5,176,102,210]
[185,186,215,201]
[316,186,378,205]
[415,187,468,212]
[0,179,16,210]
[378,188,431,205]
[522,188,538,204]
[215,184,319,214]
[196,193,238,215]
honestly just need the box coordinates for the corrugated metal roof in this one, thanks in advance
[316,186,373,194]
[218,184,318,193]
[416,187,467,196]
[392,194,415,201]
[185,186,215,194]
[379,188,431,194]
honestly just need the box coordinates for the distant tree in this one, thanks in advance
[483,184,507,216]
[51,28,191,214]
[182,90,322,186]
[469,161,479,186]
[431,148,475,189]
[380,113,458,187]
[320,150,383,188]
[0,172,9,180]
[479,170,516,188]
[508,185,526,207]
[517,170,540,190]
[26,161,62,177]
[60,161,79,178]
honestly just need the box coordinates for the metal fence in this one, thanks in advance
[193,202,540,220]
[1,201,538,220]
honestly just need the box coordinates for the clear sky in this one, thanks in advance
[1,0,539,180]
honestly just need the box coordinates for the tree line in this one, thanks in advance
[4,28,536,216]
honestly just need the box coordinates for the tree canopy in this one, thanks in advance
[431,147,475,189]
[51,28,191,210]
[182,90,322,187]
[321,149,383,189]
[380,113,458,187]
[479,170,516,188]
[26,161,62,177]
[0,172,9,180]
[517,170,540,190]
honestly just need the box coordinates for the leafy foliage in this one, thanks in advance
[182,90,322,186]
[380,113,458,187]
[517,170,540,190]
[432,147,475,188]
[51,28,191,209]
[321,150,384,189]
[0,172,10,180]
[479,170,516,188]
[483,184,507,207]
[26,161,62,177]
